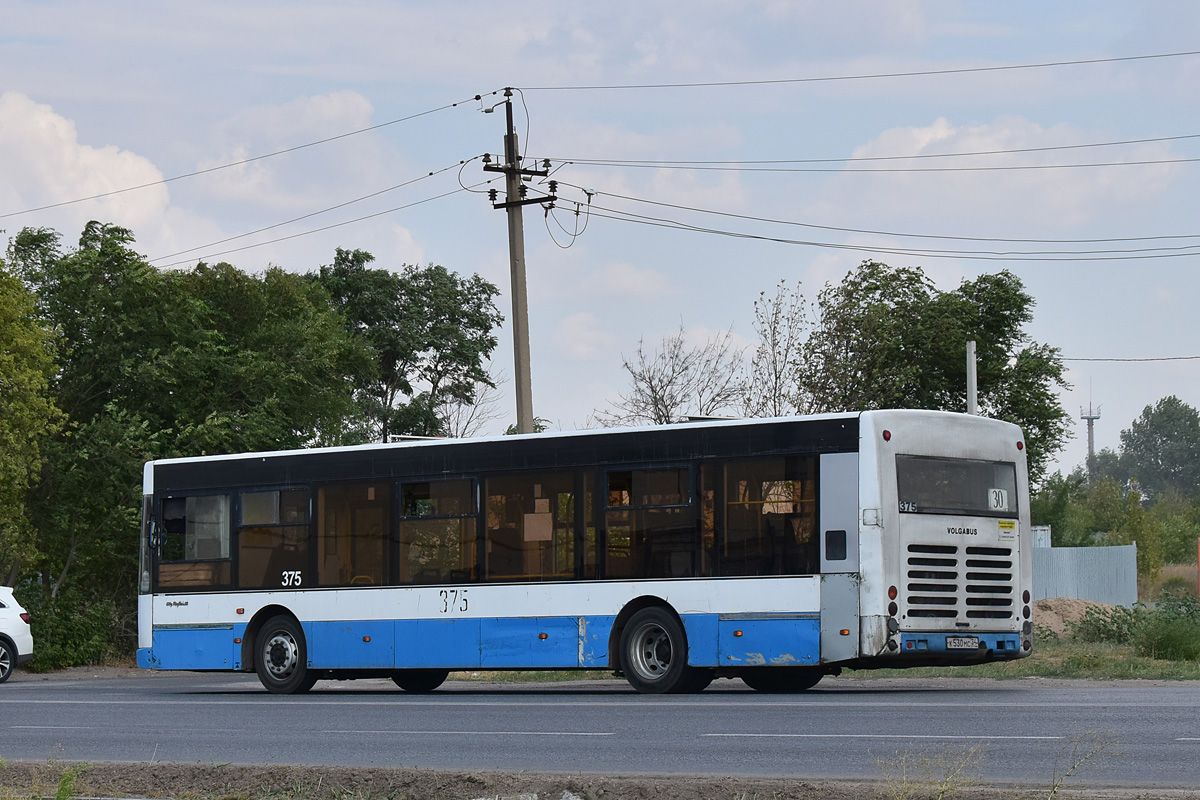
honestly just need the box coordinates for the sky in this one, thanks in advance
[1,1,1198,476]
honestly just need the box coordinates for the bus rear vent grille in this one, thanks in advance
[905,543,1015,619]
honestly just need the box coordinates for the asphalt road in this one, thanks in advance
[2,672,1198,788]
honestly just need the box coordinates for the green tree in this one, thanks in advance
[0,264,62,583]
[1118,396,1200,499]
[8,223,367,604]
[314,248,504,439]
[800,261,1070,482]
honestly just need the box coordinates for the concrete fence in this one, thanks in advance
[1031,543,1138,607]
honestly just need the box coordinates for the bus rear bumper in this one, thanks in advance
[899,631,1023,657]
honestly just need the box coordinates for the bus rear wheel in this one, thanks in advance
[255,615,318,694]
[619,607,700,694]
[741,667,824,693]
[392,669,448,693]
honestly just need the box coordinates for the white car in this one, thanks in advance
[0,587,33,683]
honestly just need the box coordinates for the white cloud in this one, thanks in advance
[554,312,617,360]
[0,91,169,230]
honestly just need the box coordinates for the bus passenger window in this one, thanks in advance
[722,458,818,576]
[237,490,310,590]
[605,469,697,579]
[400,480,476,584]
[156,495,232,590]
[317,483,391,587]
[485,472,576,581]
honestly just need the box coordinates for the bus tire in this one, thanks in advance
[392,669,449,692]
[741,667,823,693]
[0,640,15,683]
[255,615,317,694]
[619,607,697,694]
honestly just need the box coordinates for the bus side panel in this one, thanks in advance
[716,615,820,666]
[149,626,236,670]
[396,619,482,668]
[682,614,719,666]
[480,617,579,667]
[310,620,395,669]
[579,616,616,667]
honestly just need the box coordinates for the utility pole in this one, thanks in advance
[481,88,556,434]
[1081,402,1101,480]
[966,340,978,415]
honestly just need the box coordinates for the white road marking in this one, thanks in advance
[323,730,615,736]
[704,733,1063,740]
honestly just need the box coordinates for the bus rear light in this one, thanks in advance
[882,430,892,442]
[1022,606,1031,620]
[888,602,898,616]
[888,585,898,600]
[1022,590,1031,604]
[1017,441,1024,450]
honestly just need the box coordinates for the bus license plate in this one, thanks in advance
[946,636,980,650]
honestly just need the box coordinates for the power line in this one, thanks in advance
[561,185,1200,245]
[1063,356,1200,362]
[0,92,495,220]
[549,155,1200,174]
[543,133,1200,166]
[149,160,475,264]
[523,49,1200,91]
[154,181,494,269]
[578,199,1200,262]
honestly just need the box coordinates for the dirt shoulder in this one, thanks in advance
[4,760,1198,800]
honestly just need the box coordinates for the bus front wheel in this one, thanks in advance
[392,669,449,693]
[255,615,318,694]
[619,607,699,694]
[741,667,824,693]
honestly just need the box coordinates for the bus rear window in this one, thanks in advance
[896,455,1018,518]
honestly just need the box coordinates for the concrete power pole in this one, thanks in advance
[1081,402,1101,479]
[482,89,555,434]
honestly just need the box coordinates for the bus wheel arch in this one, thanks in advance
[611,598,705,694]
[249,609,319,694]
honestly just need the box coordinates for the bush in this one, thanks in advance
[1134,615,1200,661]
[15,587,115,671]
[1068,604,1141,644]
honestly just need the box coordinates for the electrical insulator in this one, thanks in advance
[519,184,528,199]
[543,159,551,170]
[548,180,558,195]
[482,153,491,164]
[488,188,498,202]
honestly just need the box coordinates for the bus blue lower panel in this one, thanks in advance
[716,615,820,667]
[310,619,395,669]
[142,612,824,672]
[396,619,482,668]
[144,626,236,670]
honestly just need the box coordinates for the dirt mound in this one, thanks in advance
[1034,597,1107,635]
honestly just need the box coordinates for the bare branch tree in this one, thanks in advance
[741,280,812,418]
[597,322,745,426]
[436,370,507,438]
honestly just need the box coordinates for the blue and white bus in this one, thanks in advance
[137,409,1032,694]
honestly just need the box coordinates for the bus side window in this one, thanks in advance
[156,495,232,590]
[400,480,476,584]
[237,489,310,590]
[722,458,818,577]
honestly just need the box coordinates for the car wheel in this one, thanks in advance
[255,615,317,694]
[0,640,14,684]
